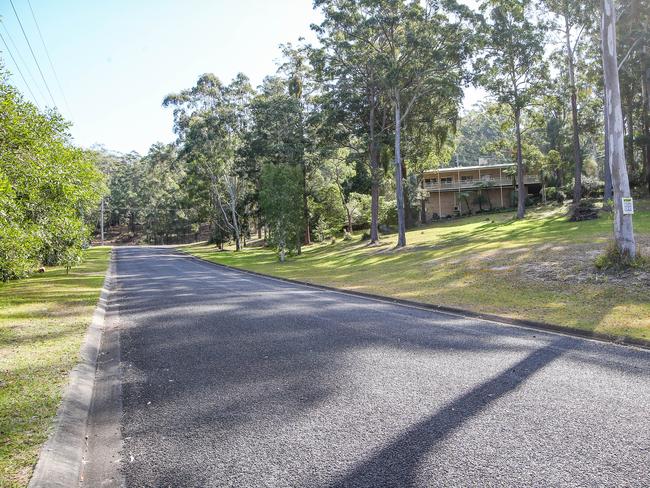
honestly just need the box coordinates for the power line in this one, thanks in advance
[25,0,73,118]
[8,0,57,108]
[1,19,47,105]
[0,29,40,108]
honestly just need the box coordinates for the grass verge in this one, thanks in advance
[182,203,650,344]
[0,247,111,488]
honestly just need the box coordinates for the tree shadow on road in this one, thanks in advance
[103,247,650,487]
[331,341,565,487]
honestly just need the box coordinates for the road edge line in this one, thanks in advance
[28,248,116,488]
[177,249,650,352]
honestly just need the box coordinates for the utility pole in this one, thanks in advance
[100,198,105,245]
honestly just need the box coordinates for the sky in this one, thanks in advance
[0,0,485,155]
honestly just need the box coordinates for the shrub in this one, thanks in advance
[379,199,398,226]
[545,186,557,201]
[594,241,648,271]
[343,230,352,241]
[581,176,604,198]
[569,200,599,222]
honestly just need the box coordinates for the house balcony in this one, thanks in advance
[423,175,540,192]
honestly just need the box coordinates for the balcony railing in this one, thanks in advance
[423,175,540,191]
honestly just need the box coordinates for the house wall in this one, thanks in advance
[422,167,511,184]
[424,187,517,220]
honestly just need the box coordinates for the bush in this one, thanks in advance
[379,199,397,226]
[360,231,371,241]
[545,186,557,201]
[594,241,648,271]
[569,200,599,222]
[581,176,604,198]
[556,190,566,204]
[347,192,371,228]
[343,230,352,241]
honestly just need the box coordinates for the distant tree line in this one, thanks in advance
[98,0,650,260]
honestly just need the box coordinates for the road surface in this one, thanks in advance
[84,247,650,487]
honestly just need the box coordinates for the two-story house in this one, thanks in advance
[422,163,541,219]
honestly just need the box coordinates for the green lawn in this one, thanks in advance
[182,202,650,344]
[0,247,111,488]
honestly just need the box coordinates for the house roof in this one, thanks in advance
[424,163,514,174]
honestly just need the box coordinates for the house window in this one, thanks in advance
[461,175,474,182]
[440,177,453,184]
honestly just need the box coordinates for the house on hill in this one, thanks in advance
[422,163,541,220]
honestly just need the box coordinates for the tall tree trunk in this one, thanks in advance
[369,101,380,244]
[603,97,613,203]
[301,162,310,251]
[394,95,407,247]
[230,205,240,251]
[641,56,650,195]
[420,178,427,223]
[402,156,412,228]
[601,0,636,256]
[565,12,583,204]
[514,107,526,219]
[626,94,635,174]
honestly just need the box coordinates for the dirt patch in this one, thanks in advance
[515,236,650,288]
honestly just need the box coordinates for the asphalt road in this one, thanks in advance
[85,247,650,487]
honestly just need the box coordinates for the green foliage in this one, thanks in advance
[0,71,103,281]
[310,185,347,234]
[476,0,548,113]
[347,192,371,228]
[259,164,304,260]
[581,176,604,198]
[379,199,398,227]
[453,103,512,165]
[594,241,648,272]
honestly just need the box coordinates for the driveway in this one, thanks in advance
[83,246,650,487]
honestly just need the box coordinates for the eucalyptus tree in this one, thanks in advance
[106,151,142,230]
[278,43,316,246]
[163,73,253,250]
[137,143,199,244]
[312,0,391,245]
[244,75,307,249]
[616,0,650,193]
[372,0,472,246]
[319,148,357,232]
[476,0,549,219]
[453,103,513,166]
[601,0,636,256]
[403,94,459,223]
[259,164,304,262]
[543,0,591,204]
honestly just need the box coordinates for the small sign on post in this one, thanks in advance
[622,197,634,215]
